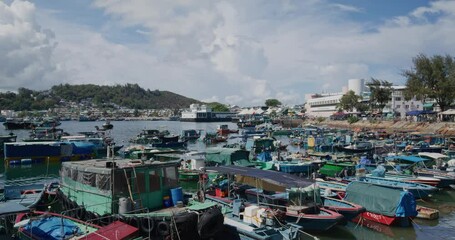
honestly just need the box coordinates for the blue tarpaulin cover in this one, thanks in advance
[257,151,272,162]
[23,216,82,240]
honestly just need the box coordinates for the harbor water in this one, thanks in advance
[1,120,455,239]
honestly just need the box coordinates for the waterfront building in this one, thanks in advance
[180,104,235,122]
[305,79,368,117]
[383,86,424,119]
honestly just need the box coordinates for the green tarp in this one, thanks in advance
[205,148,250,166]
[344,181,415,217]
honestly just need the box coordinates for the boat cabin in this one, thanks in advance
[60,158,180,215]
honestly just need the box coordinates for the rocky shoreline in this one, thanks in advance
[307,119,455,136]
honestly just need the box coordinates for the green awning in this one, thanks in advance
[423,103,434,109]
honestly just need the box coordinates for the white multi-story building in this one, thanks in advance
[305,79,366,117]
[383,86,423,119]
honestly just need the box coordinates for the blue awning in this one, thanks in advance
[406,110,436,116]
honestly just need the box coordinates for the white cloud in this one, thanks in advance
[0,0,58,91]
[330,3,362,13]
[4,0,455,107]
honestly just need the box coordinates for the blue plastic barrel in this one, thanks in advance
[170,187,183,206]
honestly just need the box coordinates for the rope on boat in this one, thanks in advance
[409,216,423,231]
[269,207,319,240]
[354,216,364,229]
[171,213,181,240]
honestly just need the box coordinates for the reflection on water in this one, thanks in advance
[1,121,455,240]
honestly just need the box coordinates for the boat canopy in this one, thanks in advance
[417,152,448,160]
[205,148,250,166]
[385,155,428,163]
[205,165,314,192]
[345,181,417,217]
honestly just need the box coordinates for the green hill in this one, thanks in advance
[0,83,200,111]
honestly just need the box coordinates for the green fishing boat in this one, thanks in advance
[319,161,356,177]
[58,157,224,238]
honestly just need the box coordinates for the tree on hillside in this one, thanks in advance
[403,54,455,112]
[207,102,229,112]
[265,99,282,107]
[338,90,361,112]
[366,78,392,112]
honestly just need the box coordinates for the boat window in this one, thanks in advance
[113,171,130,195]
[78,171,96,187]
[61,167,71,178]
[149,170,161,192]
[163,167,178,188]
[136,172,146,193]
[96,174,111,192]
[71,169,78,181]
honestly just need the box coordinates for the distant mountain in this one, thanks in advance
[0,84,201,111]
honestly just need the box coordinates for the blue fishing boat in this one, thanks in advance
[274,161,314,175]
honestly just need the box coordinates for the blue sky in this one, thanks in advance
[1,0,454,106]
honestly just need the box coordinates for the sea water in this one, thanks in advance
[0,120,454,239]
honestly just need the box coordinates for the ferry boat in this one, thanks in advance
[2,118,34,130]
[180,104,235,122]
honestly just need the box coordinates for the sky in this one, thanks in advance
[1,0,455,107]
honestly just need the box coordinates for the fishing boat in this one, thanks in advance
[369,172,441,187]
[0,133,17,154]
[23,127,68,142]
[58,157,225,238]
[205,147,254,167]
[319,161,356,178]
[178,151,206,182]
[101,120,114,130]
[205,165,344,232]
[225,200,302,240]
[344,181,418,226]
[3,118,34,130]
[1,183,46,208]
[349,175,437,199]
[245,187,364,223]
[60,134,122,158]
[180,129,201,141]
[334,141,374,153]
[385,155,455,188]
[3,142,94,166]
[14,211,139,240]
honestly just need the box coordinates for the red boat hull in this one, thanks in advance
[354,211,411,227]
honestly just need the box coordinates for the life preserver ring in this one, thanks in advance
[22,190,37,195]
[140,217,155,233]
[198,207,224,239]
[100,214,113,226]
[157,221,170,236]
[128,217,140,228]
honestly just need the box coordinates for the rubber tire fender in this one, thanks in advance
[157,221,170,236]
[140,217,155,233]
